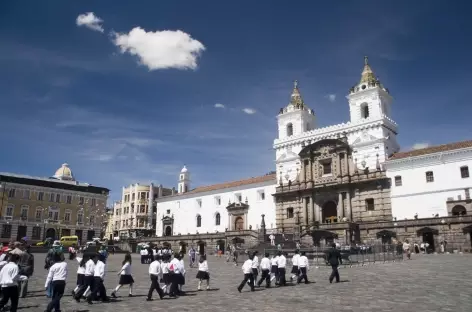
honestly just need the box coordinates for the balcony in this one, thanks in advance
[136,211,148,217]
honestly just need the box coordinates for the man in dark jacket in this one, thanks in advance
[19,245,34,298]
[326,243,342,283]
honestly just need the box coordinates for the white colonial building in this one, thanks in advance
[385,141,472,219]
[155,167,276,236]
[274,56,400,186]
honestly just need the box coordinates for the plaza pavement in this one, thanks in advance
[17,252,472,312]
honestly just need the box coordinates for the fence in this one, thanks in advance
[263,244,404,268]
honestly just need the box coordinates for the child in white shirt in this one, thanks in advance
[196,255,210,290]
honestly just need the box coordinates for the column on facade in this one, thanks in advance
[308,158,314,181]
[346,191,352,221]
[343,153,349,176]
[317,202,322,223]
[148,183,154,229]
[300,160,306,183]
[336,153,341,177]
[310,193,315,223]
[304,197,309,225]
[244,213,248,230]
[338,192,344,219]
[227,213,232,230]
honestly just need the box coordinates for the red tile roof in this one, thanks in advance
[389,140,472,160]
[176,173,276,196]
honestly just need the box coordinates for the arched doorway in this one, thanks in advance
[197,241,206,255]
[235,217,244,230]
[165,226,172,236]
[216,239,225,253]
[322,201,338,223]
[417,227,438,253]
[452,205,467,216]
[45,228,56,240]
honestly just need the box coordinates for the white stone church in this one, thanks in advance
[151,57,471,248]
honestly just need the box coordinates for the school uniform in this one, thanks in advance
[75,259,95,301]
[119,262,135,285]
[251,255,259,286]
[237,259,255,292]
[140,249,148,264]
[277,255,287,286]
[0,262,27,312]
[290,254,300,280]
[88,260,108,303]
[75,257,86,291]
[147,260,164,300]
[45,261,68,312]
[161,261,170,293]
[297,255,309,284]
[257,257,271,287]
[196,260,210,280]
[169,258,182,297]
[270,256,279,282]
[179,259,186,289]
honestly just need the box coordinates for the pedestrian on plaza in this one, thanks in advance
[196,255,210,290]
[403,240,411,260]
[74,253,96,302]
[189,247,196,267]
[146,255,164,301]
[277,251,287,286]
[19,244,34,298]
[237,253,255,292]
[87,253,109,304]
[178,253,186,294]
[326,243,342,283]
[169,253,183,297]
[0,254,28,312]
[161,254,171,295]
[44,252,68,312]
[257,253,271,288]
[290,249,300,282]
[72,254,87,296]
[297,251,310,284]
[249,251,259,287]
[111,252,134,298]
[270,253,279,283]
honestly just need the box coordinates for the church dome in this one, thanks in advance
[181,165,188,173]
[53,163,75,181]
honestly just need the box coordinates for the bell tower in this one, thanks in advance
[347,56,393,123]
[178,165,190,194]
[277,80,316,140]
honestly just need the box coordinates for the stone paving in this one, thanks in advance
[16,253,472,312]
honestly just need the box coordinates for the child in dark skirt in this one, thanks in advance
[111,253,134,298]
[72,255,87,296]
[196,255,210,290]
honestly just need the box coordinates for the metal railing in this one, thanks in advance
[262,244,404,268]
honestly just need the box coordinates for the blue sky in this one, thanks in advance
[1,1,471,202]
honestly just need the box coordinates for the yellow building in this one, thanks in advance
[0,163,110,244]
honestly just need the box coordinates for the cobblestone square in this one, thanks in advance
[16,253,472,312]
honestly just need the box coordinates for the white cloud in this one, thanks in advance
[214,103,225,109]
[242,108,256,115]
[112,27,205,71]
[326,94,336,102]
[412,142,430,150]
[76,12,104,33]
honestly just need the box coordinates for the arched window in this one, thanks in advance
[360,103,369,119]
[452,205,467,216]
[215,213,221,226]
[286,123,293,136]
[196,214,202,227]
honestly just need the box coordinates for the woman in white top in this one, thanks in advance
[45,252,68,312]
[111,252,134,298]
[72,255,86,296]
[196,255,210,290]
[0,254,28,312]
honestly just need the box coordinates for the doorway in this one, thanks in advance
[235,217,244,230]
[87,230,95,241]
[165,226,172,236]
[322,201,338,223]
[198,242,205,255]
[75,230,83,244]
[45,228,56,240]
[17,226,27,241]
[422,232,435,253]
[216,239,225,253]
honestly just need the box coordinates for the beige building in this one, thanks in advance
[112,183,172,239]
[0,163,110,244]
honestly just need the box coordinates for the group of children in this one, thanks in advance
[238,250,310,292]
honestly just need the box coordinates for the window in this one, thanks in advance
[196,215,202,227]
[64,211,71,222]
[235,193,242,202]
[461,166,469,179]
[66,195,72,204]
[35,208,42,221]
[5,205,14,217]
[131,193,135,201]
[115,221,119,229]
[215,213,221,226]
[89,215,95,226]
[286,123,293,136]
[53,211,59,221]
[37,192,44,201]
[394,175,402,186]
[77,213,83,224]
[20,206,28,220]
[23,190,30,199]
[360,103,369,118]
[197,199,202,207]
[91,198,96,206]
[365,198,375,211]
[425,171,434,183]
[286,207,294,218]
[49,193,55,202]
[32,227,41,240]
[215,196,221,206]
[8,189,15,198]
[79,197,84,205]
[322,161,332,175]
[166,209,170,214]
[258,190,265,201]
[1,224,12,239]
[55,194,61,203]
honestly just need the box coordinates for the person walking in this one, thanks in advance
[326,243,342,283]
[44,252,68,312]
